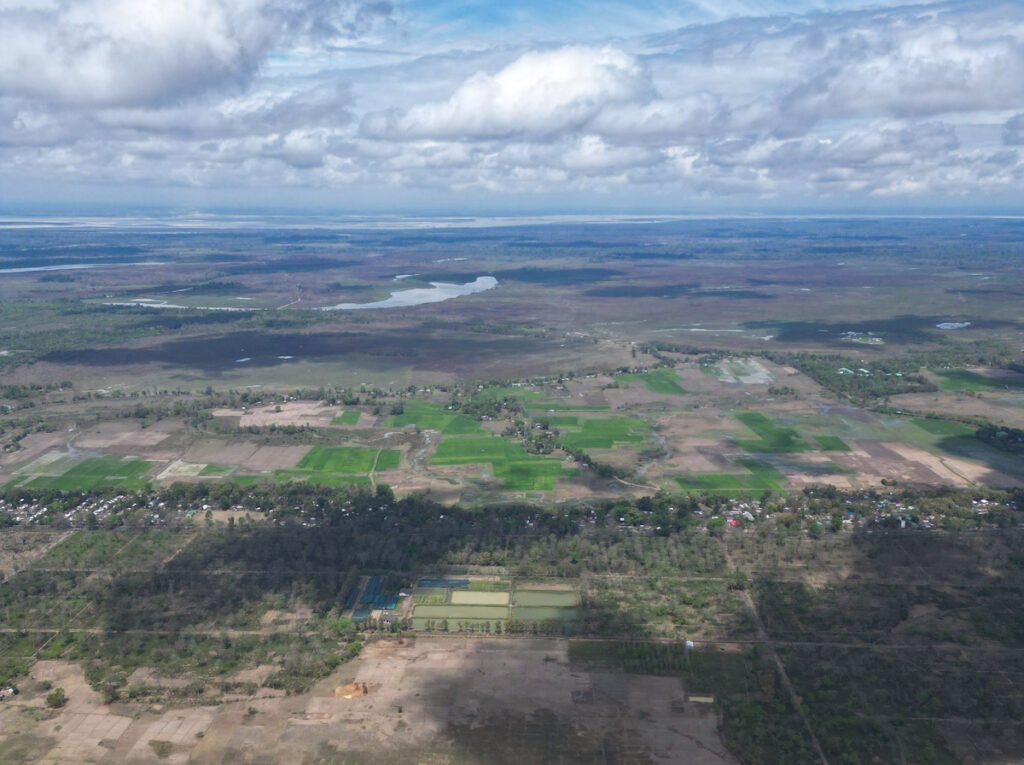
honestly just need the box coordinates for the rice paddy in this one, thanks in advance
[430,436,574,490]
[267,446,401,485]
[297,446,399,473]
[557,417,649,450]
[932,368,1024,392]
[911,418,978,437]
[734,412,812,453]
[385,401,483,434]
[199,463,232,476]
[675,458,785,496]
[814,436,852,451]
[617,368,686,395]
[331,410,361,425]
[19,457,154,491]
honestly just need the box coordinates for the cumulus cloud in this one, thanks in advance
[2,0,1023,206]
[1004,113,1024,146]
[361,46,652,139]
[0,0,391,106]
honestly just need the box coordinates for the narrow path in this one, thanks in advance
[613,477,659,492]
[368,448,383,489]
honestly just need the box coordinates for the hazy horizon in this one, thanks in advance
[1,0,1023,214]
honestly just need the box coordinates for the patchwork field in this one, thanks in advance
[2,350,1023,501]
[617,368,687,394]
[6,456,155,491]
[410,578,580,631]
[557,416,650,450]
[429,435,574,490]
[386,401,484,434]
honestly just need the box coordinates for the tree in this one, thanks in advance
[45,687,67,708]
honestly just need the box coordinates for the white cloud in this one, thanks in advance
[361,46,651,139]
[2,1,1023,207]
[1004,113,1024,146]
[0,0,391,106]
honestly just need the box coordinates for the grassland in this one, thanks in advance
[557,417,648,450]
[297,446,399,473]
[331,410,361,425]
[199,463,232,476]
[911,418,978,436]
[385,401,483,434]
[676,458,784,496]
[430,436,573,490]
[617,368,686,394]
[814,435,852,451]
[734,412,812,453]
[933,368,1024,392]
[21,457,154,491]
[267,446,400,485]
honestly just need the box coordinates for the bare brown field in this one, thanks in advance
[214,401,340,428]
[882,441,1024,488]
[833,441,949,487]
[0,639,735,765]
[0,432,66,467]
[75,420,181,451]
[175,443,312,473]
[892,390,1024,428]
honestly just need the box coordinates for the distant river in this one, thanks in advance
[319,276,497,311]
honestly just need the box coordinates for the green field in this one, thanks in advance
[431,436,573,490]
[385,401,483,434]
[23,457,154,491]
[301,474,372,486]
[933,368,1024,392]
[468,580,510,591]
[814,436,852,451]
[412,604,509,620]
[269,446,400,486]
[451,591,510,605]
[199,463,232,476]
[534,415,580,427]
[412,589,448,605]
[618,368,686,395]
[331,410,361,425]
[558,417,648,450]
[734,413,812,453]
[297,447,399,473]
[514,590,578,607]
[471,386,545,402]
[676,458,785,496]
[512,606,578,621]
[912,418,978,437]
[527,403,609,413]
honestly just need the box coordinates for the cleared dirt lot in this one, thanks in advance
[0,639,735,764]
[213,402,340,429]
[75,420,181,451]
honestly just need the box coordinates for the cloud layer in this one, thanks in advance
[1,0,1022,208]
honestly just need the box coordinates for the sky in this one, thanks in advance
[0,0,1022,214]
